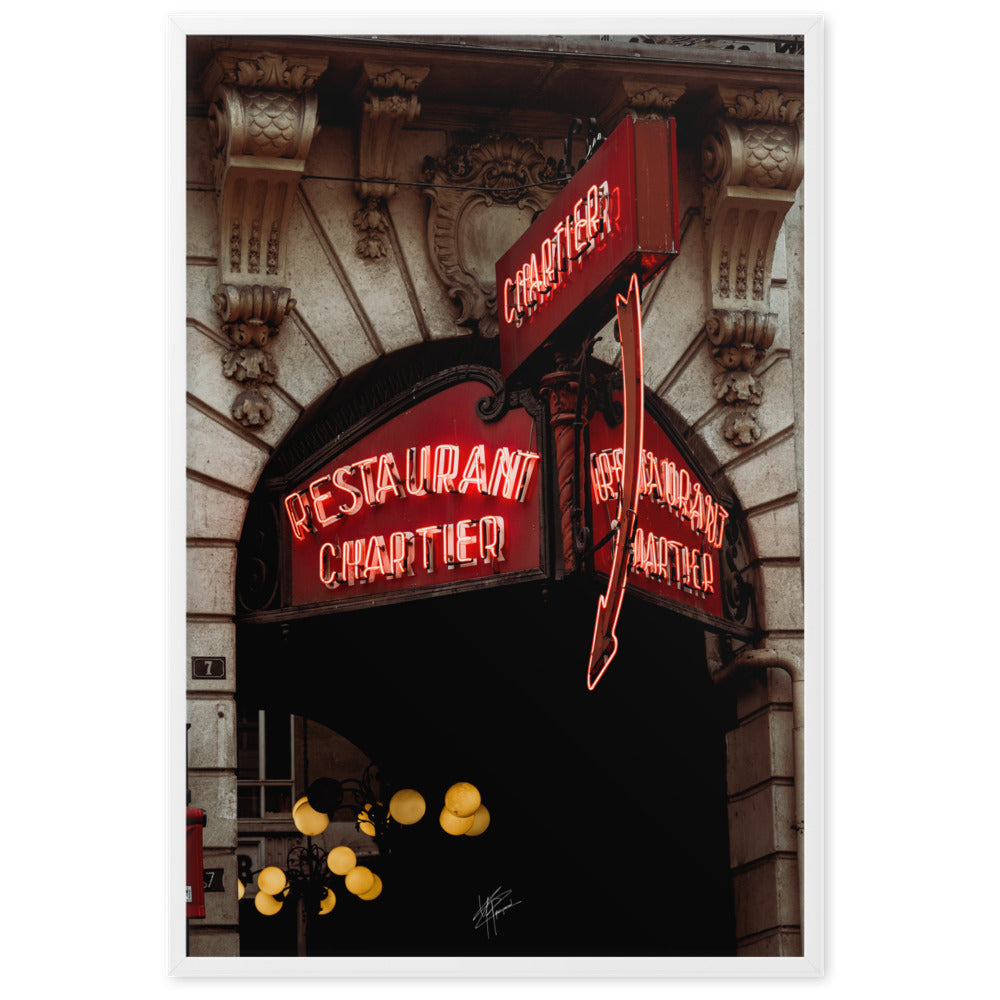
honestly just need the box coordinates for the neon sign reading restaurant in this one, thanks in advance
[586,394,729,623]
[284,441,540,592]
[591,445,728,599]
[590,447,729,549]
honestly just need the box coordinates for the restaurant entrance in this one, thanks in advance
[235,574,736,957]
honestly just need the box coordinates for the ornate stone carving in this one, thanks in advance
[231,387,275,428]
[213,283,295,335]
[719,86,804,124]
[204,50,328,93]
[353,63,429,260]
[213,284,294,427]
[351,196,388,260]
[422,136,561,337]
[701,86,803,446]
[622,80,686,120]
[207,83,321,285]
[204,48,327,429]
[706,309,778,354]
[719,510,756,626]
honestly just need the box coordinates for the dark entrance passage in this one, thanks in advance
[236,578,736,957]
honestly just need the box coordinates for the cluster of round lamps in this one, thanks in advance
[239,844,382,916]
[437,781,490,836]
[363,781,490,837]
[237,780,489,916]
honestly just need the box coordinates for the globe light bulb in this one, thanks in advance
[254,891,283,916]
[464,804,491,837]
[293,795,330,837]
[318,888,336,915]
[358,874,383,901]
[327,845,357,876]
[439,806,475,835]
[345,865,375,896]
[444,782,481,818]
[389,788,426,825]
[257,866,287,895]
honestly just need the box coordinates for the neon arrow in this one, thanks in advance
[586,272,645,690]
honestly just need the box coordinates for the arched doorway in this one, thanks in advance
[234,339,747,957]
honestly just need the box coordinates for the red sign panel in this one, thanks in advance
[282,380,544,610]
[186,807,206,919]
[588,398,728,623]
[496,116,679,381]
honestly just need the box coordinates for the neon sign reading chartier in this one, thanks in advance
[501,182,616,327]
[316,516,508,589]
[284,442,540,590]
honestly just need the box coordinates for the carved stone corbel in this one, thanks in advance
[353,63,430,260]
[422,136,560,337]
[622,80,686,120]
[203,49,327,427]
[701,86,803,445]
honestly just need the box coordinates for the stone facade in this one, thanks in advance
[185,34,807,958]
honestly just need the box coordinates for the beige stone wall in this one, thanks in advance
[185,42,806,959]
[646,160,805,956]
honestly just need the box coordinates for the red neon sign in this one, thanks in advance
[284,444,538,542]
[283,380,544,609]
[587,273,645,691]
[589,401,728,624]
[315,514,509,587]
[500,180,617,329]
[590,448,729,551]
[496,116,679,382]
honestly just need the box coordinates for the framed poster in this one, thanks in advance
[169,13,824,979]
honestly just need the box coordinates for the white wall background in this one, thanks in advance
[5,3,993,998]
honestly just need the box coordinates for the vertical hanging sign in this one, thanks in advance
[495,116,680,383]
[493,115,682,689]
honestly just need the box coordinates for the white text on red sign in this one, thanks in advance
[317,516,508,589]
[285,443,540,540]
[590,447,729,549]
[284,442,540,590]
[590,447,728,598]
[501,182,617,327]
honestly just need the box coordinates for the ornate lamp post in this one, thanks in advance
[238,768,491,938]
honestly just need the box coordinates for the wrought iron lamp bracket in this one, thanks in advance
[558,117,606,179]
